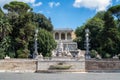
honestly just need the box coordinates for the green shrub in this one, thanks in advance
[49,65,71,70]
[104,53,111,58]
[17,49,30,58]
[0,48,5,59]
[49,63,72,70]
[90,50,97,58]
[8,52,15,58]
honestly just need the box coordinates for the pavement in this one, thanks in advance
[0,72,120,80]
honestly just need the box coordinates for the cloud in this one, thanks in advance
[73,0,112,11]
[32,2,42,7]
[48,2,60,8]
[55,2,60,7]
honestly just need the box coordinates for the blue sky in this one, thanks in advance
[0,0,120,30]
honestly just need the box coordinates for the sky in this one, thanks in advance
[0,0,120,30]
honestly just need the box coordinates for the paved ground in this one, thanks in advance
[0,72,120,80]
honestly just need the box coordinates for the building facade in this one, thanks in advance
[53,28,78,56]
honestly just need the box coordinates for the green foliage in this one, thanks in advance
[105,53,111,58]
[0,1,55,58]
[75,12,104,50]
[85,18,104,50]
[3,1,32,15]
[108,5,120,21]
[74,26,85,49]
[98,11,120,58]
[0,16,12,41]
[75,9,120,59]
[0,48,5,59]
[8,51,15,58]
[0,8,4,18]
[17,49,30,58]
[93,11,106,20]
[32,13,53,31]
[1,36,12,56]
[108,4,120,37]
[90,50,97,58]
[49,63,71,70]
[37,29,57,57]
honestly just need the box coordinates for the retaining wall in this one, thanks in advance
[85,59,120,72]
[36,60,85,72]
[0,59,37,72]
[0,59,120,72]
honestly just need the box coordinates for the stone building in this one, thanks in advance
[52,28,78,57]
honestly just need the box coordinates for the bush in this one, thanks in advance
[0,48,5,59]
[8,52,15,58]
[90,50,97,58]
[49,65,71,70]
[49,63,71,70]
[104,53,111,58]
[17,49,30,58]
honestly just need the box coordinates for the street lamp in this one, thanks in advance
[85,28,91,59]
[33,29,38,58]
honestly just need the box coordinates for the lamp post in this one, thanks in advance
[85,28,91,59]
[33,29,38,59]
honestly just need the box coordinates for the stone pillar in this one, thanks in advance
[65,32,67,40]
[53,32,55,39]
[59,32,61,40]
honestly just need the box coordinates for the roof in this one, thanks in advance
[53,28,73,32]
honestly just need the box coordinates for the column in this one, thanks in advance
[65,32,67,40]
[53,32,55,39]
[59,32,61,40]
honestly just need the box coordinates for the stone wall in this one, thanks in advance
[1,59,120,72]
[85,59,120,72]
[0,59,37,72]
[36,59,85,72]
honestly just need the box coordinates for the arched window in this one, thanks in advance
[55,32,59,40]
[61,33,65,40]
[67,33,71,40]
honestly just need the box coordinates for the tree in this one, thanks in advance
[0,8,13,58]
[2,1,55,58]
[98,11,120,58]
[3,1,35,58]
[0,36,13,57]
[85,18,104,50]
[75,5,120,58]
[108,5,120,21]
[31,12,53,31]
[3,1,32,15]
[75,11,105,50]
[0,17,12,41]
[37,29,57,57]
[108,5,120,31]
[0,8,4,18]
[74,26,85,49]
[93,11,106,20]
